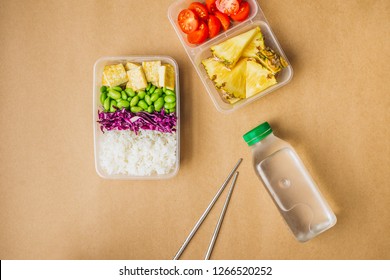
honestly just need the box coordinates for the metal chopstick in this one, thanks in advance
[173,158,243,260]
[204,171,239,260]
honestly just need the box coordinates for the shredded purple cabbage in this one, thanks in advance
[97,108,177,134]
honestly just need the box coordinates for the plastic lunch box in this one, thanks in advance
[168,0,293,113]
[93,56,180,180]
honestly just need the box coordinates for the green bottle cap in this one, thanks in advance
[243,122,273,146]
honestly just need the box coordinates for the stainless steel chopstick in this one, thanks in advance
[204,171,239,260]
[173,158,243,260]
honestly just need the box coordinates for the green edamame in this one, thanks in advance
[146,83,151,91]
[150,92,159,102]
[147,105,154,113]
[100,92,107,105]
[110,100,117,112]
[165,89,175,96]
[103,97,111,111]
[130,96,139,107]
[108,89,121,100]
[164,95,176,103]
[121,91,127,100]
[154,97,164,111]
[127,96,132,102]
[145,95,152,106]
[164,102,176,110]
[137,91,146,100]
[154,88,163,95]
[130,106,143,113]
[138,100,148,110]
[117,100,130,109]
[125,88,136,97]
[149,85,156,94]
[100,86,107,93]
[112,86,122,92]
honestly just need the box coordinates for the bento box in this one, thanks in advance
[168,0,293,113]
[93,56,180,179]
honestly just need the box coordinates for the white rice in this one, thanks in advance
[99,130,177,176]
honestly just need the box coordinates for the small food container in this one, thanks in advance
[93,56,180,179]
[168,0,293,113]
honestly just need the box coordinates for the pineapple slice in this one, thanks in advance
[257,47,288,74]
[241,29,265,58]
[211,27,259,67]
[102,64,128,87]
[201,57,230,88]
[246,60,277,98]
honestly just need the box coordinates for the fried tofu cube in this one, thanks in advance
[102,63,128,87]
[126,66,148,91]
[158,64,175,90]
[142,61,161,86]
[125,62,140,71]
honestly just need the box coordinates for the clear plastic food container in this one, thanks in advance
[93,56,180,180]
[168,0,293,113]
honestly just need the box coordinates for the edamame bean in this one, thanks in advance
[121,91,127,100]
[165,89,175,96]
[117,100,129,109]
[127,96,132,102]
[164,102,176,110]
[138,100,148,110]
[110,100,117,112]
[130,106,143,113]
[169,108,176,113]
[154,97,164,111]
[147,105,154,113]
[137,90,146,100]
[164,95,176,103]
[103,97,111,111]
[125,88,135,97]
[146,83,151,91]
[149,85,156,94]
[100,92,107,105]
[154,88,163,95]
[150,92,159,102]
[145,95,152,106]
[108,89,121,100]
[130,96,139,107]
[112,86,122,92]
[100,86,107,93]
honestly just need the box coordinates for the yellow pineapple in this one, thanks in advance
[246,59,277,98]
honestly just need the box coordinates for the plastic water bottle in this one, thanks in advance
[243,122,336,242]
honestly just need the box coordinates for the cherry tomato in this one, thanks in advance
[214,10,231,31]
[178,9,199,34]
[187,22,209,44]
[215,0,240,16]
[230,1,250,22]
[205,0,218,13]
[189,2,209,21]
[208,15,221,38]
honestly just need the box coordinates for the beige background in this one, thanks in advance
[0,0,389,260]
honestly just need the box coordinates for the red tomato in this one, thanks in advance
[230,1,250,22]
[205,0,218,13]
[208,15,221,38]
[189,2,209,20]
[187,22,209,44]
[215,0,240,16]
[178,9,199,34]
[214,10,231,31]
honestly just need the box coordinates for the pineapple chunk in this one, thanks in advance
[211,27,259,67]
[126,66,147,91]
[102,64,128,87]
[125,62,140,71]
[257,47,288,74]
[158,64,175,90]
[142,61,161,86]
[242,29,265,58]
[201,57,231,88]
[246,60,277,98]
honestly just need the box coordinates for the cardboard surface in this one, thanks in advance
[0,0,389,260]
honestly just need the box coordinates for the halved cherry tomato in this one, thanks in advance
[189,2,209,21]
[178,9,199,34]
[187,22,209,44]
[208,15,221,38]
[230,1,250,22]
[215,0,240,16]
[214,10,230,31]
[205,0,218,13]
